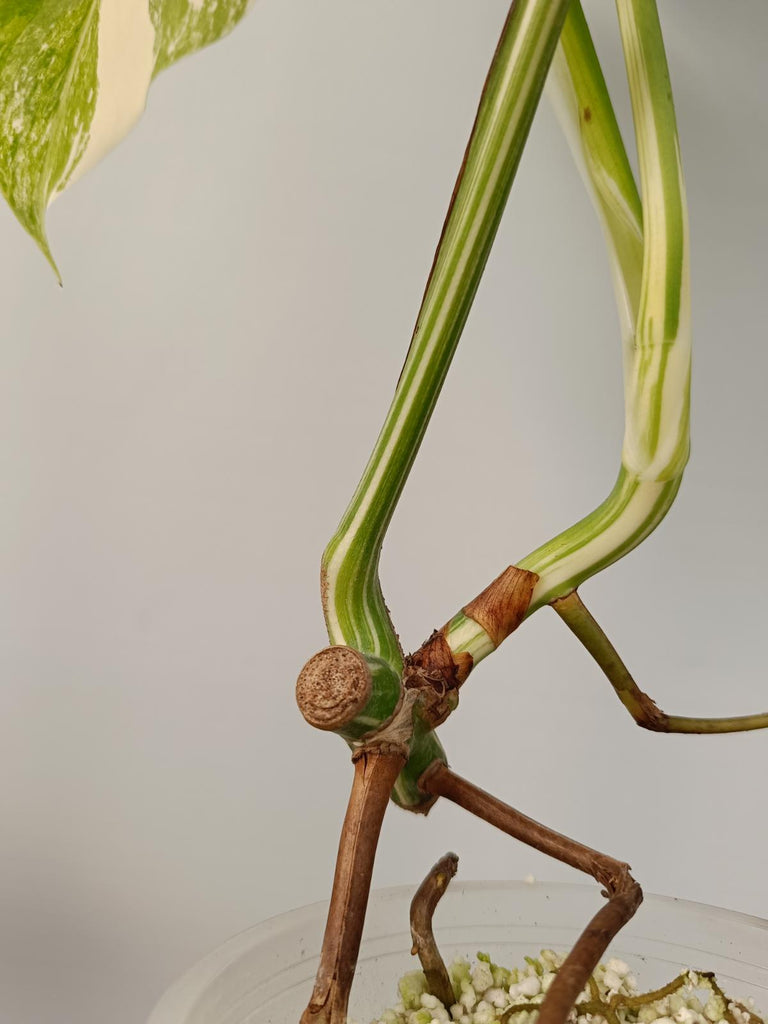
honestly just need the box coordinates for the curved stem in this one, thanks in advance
[552,590,768,734]
[439,0,690,668]
[420,763,643,1024]
[321,0,572,668]
[410,852,459,1008]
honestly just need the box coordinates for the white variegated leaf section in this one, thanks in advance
[0,0,252,275]
[65,0,156,190]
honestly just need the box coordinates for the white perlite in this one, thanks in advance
[371,952,764,1024]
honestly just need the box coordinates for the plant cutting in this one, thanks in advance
[1,3,765,1024]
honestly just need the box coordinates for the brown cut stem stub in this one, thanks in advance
[296,646,372,731]
[301,747,406,1024]
[410,852,460,1008]
[463,565,538,647]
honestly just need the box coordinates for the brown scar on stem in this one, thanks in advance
[394,1,520,390]
[403,631,469,727]
[403,566,537,725]
[463,564,539,647]
[410,852,460,1008]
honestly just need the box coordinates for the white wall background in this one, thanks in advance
[0,2,766,1022]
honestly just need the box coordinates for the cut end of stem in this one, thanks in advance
[296,647,373,732]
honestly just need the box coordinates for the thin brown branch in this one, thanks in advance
[419,763,642,1024]
[410,852,460,1008]
[301,747,407,1024]
[539,887,640,1024]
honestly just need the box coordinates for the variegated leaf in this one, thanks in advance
[0,0,250,277]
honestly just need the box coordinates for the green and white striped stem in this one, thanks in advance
[548,0,643,350]
[320,0,692,807]
[320,0,571,809]
[321,0,572,675]
[443,0,691,670]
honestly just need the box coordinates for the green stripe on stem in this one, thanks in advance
[615,0,690,482]
[442,0,690,670]
[336,655,404,744]
[548,0,643,335]
[391,711,448,812]
[321,0,572,672]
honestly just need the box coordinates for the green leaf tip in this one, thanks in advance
[0,0,251,278]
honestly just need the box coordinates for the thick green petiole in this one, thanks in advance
[316,1,694,807]
[549,0,644,334]
[321,0,572,672]
[441,0,691,672]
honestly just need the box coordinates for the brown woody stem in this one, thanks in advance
[301,747,407,1024]
[419,763,642,1024]
[410,852,460,1007]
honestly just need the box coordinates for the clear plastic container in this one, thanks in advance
[148,882,768,1024]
